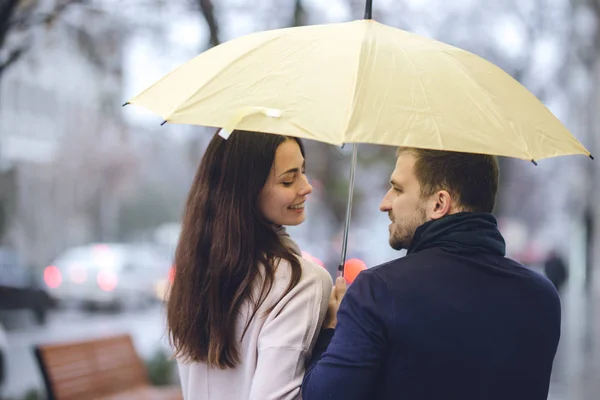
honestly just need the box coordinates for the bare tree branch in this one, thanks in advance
[0,0,85,78]
[0,0,19,49]
[9,0,87,30]
[0,44,26,75]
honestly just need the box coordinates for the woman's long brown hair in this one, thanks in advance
[167,130,304,369]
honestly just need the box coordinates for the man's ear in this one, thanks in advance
[429,190,453,220]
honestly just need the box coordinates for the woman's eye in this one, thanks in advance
[282,181,293,187]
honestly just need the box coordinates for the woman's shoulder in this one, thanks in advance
[274,255,333,287]
[269,256,333,308]
[262,256,332,306]
[299,255,333,286]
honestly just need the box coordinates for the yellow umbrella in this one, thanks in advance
[125,0,592,273]
[125,8,590,161]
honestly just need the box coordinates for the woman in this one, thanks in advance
[167,129,333,399]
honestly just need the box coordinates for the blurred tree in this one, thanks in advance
[0,0,86,77]
[197,0,219,47]
[0,0,24,75]
[291,0,307,27]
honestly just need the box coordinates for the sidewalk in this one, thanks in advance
[547,279,600,400]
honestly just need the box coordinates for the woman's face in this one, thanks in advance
[258,139,312,226]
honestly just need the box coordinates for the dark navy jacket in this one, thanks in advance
[302,213,561,400]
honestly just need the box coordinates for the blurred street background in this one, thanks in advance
[1,0,600,399]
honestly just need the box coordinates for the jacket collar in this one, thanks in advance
[407,212,506,257]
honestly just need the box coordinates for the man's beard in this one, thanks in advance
[389,204,428,250]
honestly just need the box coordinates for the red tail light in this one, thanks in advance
[44,266,62,289]
[97,269,118,292]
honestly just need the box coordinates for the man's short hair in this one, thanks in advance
[397,147,499,213]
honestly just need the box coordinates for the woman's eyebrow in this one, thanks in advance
[278,168,299,177]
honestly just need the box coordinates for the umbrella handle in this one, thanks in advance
[338,144,359,277]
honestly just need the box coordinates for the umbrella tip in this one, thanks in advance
[590,154,595,160]
[122,102,130,107]
[161,120,167,126]
[531,159,538,166]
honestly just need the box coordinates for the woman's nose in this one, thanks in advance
[298,175,313,196]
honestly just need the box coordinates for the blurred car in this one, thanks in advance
[0,247,50,324]
[44,243,173,311]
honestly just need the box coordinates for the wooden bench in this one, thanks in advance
[34,334,183,400]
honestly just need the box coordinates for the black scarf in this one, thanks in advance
[407,212,506,257]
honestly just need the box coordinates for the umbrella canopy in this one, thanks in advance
[127,18,590,162]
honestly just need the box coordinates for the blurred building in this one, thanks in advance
[0,5,135,269]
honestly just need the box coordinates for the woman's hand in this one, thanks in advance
[322,277,347,329]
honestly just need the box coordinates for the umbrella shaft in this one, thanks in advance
[364,0,373,19]
[339,144,359,276]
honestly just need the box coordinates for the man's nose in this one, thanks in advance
[380,191,392,212]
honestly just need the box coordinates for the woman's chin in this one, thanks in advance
[282,212,306,226]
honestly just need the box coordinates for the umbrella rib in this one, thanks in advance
[441,50,534,159]
[342,23,369,141]
[398,47,444,149]
[164,34,286,123]
[288,120,340,146]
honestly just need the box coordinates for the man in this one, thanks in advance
[544,250,568,293]
[302,148,561,400]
